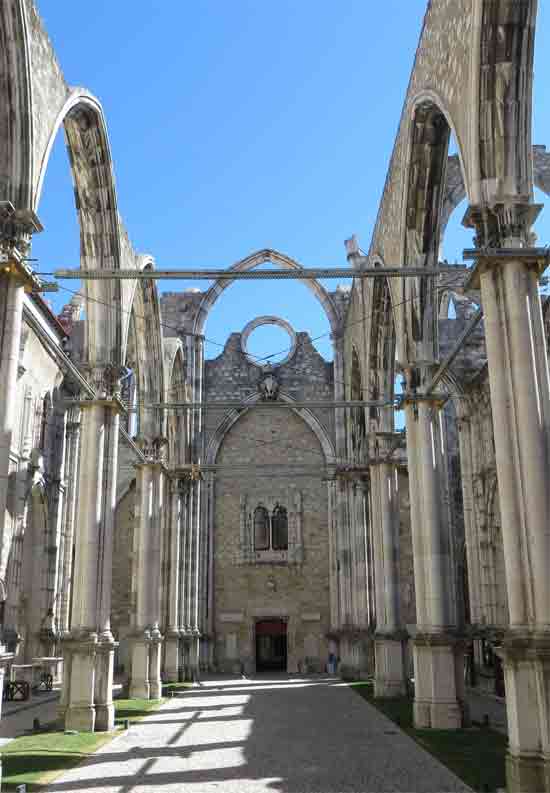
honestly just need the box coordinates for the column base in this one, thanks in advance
[413,634,463,729]
[374,635,406,698]
[94,639,116,731]
[164,632,180,682]
[188,633,200,681]
[505,751,547,793]
[129,635,151,700]
[62,633,98,733]
[65,705,96,732]
[499,630,550,791]
[149,633,163,700]
[337,631,372,680]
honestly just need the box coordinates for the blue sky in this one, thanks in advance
[33,1,550,362]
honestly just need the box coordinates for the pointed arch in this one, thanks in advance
[205,392,336,466]
[164,338,188,465]
[34,89,124,368]
[122,263,165,442]
[193,249,341,338]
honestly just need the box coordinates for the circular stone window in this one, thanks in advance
[241,316,297,367]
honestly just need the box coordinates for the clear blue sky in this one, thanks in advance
[33,1,550,362]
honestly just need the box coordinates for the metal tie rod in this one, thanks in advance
[53,267,447,281]
[147,400,393,410]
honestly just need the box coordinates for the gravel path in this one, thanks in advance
[48,676,471,793]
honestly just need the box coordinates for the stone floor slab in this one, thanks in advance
[47,675,472,793]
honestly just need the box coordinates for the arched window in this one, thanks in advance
[254,506,270,551]
[272,505,288,550]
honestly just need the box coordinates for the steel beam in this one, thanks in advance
[53,266,448,281]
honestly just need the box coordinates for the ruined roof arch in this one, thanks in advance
[32,88,124,368]
[193,249,341,339]
[124,260,165,441]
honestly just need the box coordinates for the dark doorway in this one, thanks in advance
[255,619,287,672]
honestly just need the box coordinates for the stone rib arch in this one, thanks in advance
[399,93,467,365]
[123,266,165,443]
[0,0,34,209]
[193,249,341,338]
[163,338,188,466]
[363,258,397,434]
[33,89,124,369]
[205,392,336,467]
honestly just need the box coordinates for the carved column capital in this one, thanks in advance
[0,202,43,264]
[88,363,127,401]
[463,202,542,250]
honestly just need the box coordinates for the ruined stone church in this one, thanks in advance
[0,1,549,791]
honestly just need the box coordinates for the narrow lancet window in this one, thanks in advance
[272,505,288,551]
[254,506,270,550]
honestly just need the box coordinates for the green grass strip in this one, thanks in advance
[1,696,165,791]
[350,681,508,793]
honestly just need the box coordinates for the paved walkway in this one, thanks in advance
[48,676,470,793]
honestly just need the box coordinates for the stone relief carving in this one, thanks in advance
[257,367,279,401]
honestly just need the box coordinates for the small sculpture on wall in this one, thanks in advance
[258,366,279,401]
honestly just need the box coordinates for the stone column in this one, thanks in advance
[62,373,121,732]
[164,478,182,682]
[206,473,216,669]
[178,483,189,680]
[327,480,340,633]
[465,203,550,791]
[187,334,204,680]
[0,208,42,586]
[336,478,355,677]
[129,455,165,700]
[456,410,483,628]
[403,384,463,729]
[58,409,81,637]
[370,434,406,697]
[0,273,26,584]
[148,462,164,699]
[188,476,202,679]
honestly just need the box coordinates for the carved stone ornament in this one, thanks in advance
[90,363,127,400]
[0,202,43,261]
[463,202,542,249]
[258,367,279,401]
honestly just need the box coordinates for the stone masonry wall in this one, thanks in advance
[213,407,331,675]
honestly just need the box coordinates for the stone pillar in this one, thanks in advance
[58,409,81,636]
[465,203,550,791]
[0,274,26,582]
[164,479,183,682]
[456,410,483,628]
[149,463,164,699]
[188,476,202,680]
[178,483,189,680]
[404,385,463,729]
[370,434,406,697]
[0,207,42,586]
[327,480,340,632]
[129,457,152,699]
[129,454,165,699]
[62,374,121,732]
